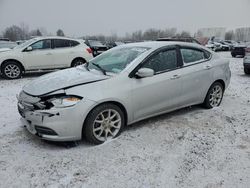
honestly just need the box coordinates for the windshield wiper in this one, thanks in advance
[92,63,106,75]
[85,61,90,71]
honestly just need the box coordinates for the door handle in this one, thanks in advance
[46,53,52,55]
[170,75,181,80]
[204,65,212,70]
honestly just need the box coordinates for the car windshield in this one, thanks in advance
[89,40,104,46]
[14,38,37,49]
[88,46,150,74]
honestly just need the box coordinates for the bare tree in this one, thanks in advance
[29,29,42,37]
[3,25,26,41]
[225,30,234,40]
[179,31,191,38]
[56,29,65,36]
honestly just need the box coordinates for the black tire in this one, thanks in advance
[231,54,236,58]
[83,103,125,145]
[203,82,224,109]
[1,61,23,79]
[71,58,86,67]
[244,67,250,75]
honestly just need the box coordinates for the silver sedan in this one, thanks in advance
[17,42,231,144]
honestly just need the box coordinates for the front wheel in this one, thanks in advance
[1,61,23,79]
[203,82,224,109]
[71,58,86,67]
[83,103,125,145]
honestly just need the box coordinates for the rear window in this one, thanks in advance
[181,48,210,64]
[53,39,70,48]
[88,40,104,46]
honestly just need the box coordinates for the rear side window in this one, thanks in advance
[70,40,80,47]
[181,48,210,64]
[53,39,70,48]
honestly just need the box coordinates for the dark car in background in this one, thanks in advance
[84,39,108,57]
[156,37,201,45]
[0,38,10,42]
[106,41,125,49]
[231,45,246,57]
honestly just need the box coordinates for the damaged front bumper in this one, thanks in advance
[18,98,97,142]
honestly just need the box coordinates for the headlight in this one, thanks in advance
[49,96,82,108]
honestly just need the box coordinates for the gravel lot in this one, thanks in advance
[0,52,249,188]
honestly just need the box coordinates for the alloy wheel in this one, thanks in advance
[73,61,84,67]
[4,64,21,79]
[92,109,121,142]
[209,85,223,107]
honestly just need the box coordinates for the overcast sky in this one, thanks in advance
[0,0,250,37]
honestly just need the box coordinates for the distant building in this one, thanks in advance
[196,27,226,39]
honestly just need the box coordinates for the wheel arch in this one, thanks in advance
[82,100,128,138]
[1,59,25,73]
[213,79,225,91]
[71,57,87,67]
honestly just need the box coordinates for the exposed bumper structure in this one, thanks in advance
[18,97,96,142]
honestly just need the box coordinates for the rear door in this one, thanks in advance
[177,46,213,106]
[51,39,78,68]
[131,47,183,120]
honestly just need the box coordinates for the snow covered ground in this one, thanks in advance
[0,52,249,188]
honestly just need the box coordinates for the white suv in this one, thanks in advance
[0,36,93,79]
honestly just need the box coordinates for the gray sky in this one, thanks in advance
[0,0,250,37]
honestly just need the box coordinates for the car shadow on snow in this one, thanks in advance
[239,73,250,77]
[125,105,203,132]
[22,126,93,149]
[20,105,204,149]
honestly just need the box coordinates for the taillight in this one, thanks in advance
[245,47,250,53]
[86,48,92,54]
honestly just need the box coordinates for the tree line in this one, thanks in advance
[1,23,250,42]
[1,24,65,41]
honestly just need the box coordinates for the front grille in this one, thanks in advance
[35,126,58,136]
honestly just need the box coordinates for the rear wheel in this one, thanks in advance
[1,61,23,79]
[231,53,236,58]
[203,82,224,109]
[244,67,250,74]
[83,103,125,145]
[71,58,86,67]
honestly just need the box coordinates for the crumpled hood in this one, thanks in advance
[23,67,109,96]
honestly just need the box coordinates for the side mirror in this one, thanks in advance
[135,68,154,78]
[25,46,33,52]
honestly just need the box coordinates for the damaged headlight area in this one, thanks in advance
[41,95,83,109]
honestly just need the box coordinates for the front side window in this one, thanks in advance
[181,48,206,64]
[53,39,70,48]
[142,49,177,73]
[30,39,51,50]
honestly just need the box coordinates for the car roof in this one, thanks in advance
[31,36,79,41]
[121,41,205,50]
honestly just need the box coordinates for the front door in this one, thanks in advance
[23,39,54,69]
[131,48,183,121]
